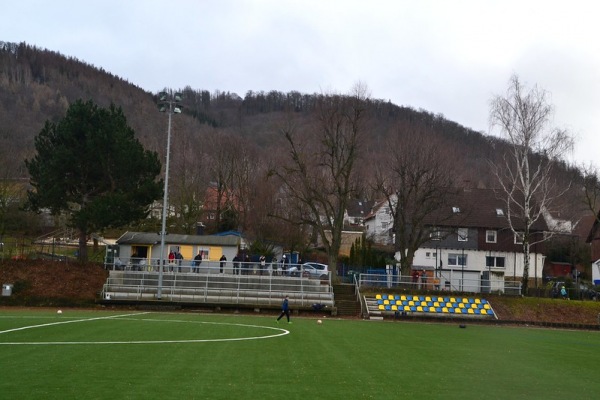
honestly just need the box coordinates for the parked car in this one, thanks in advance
[288,262,329,279]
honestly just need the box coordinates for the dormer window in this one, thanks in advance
[452,206,460,214]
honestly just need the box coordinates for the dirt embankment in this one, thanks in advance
[0,260,108,305]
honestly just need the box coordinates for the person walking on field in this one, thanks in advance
[276,295,291,324]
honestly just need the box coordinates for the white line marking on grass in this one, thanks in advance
[0,312,290,345]
[0,312,150,335]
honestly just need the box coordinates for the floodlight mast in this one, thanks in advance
[157,90,182,300]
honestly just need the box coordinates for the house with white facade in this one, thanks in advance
[364,195,396,245]
[398,188,548,293]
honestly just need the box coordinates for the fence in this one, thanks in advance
[357,272,522,295]
[106,257,323,278]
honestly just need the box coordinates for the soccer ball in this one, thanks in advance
[57,310,63,314]
[317,319,322,324]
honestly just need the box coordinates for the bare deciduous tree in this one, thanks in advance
[270,84,369,275]
[489,75,573,293]
[376,123,458,276]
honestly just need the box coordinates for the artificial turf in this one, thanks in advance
[0,309,598,399]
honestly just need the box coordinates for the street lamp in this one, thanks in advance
[157,90,182,300]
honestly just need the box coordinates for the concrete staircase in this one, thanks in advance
[332,284,361,317]
[364,296,383,320]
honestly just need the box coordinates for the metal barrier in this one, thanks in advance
[101,264,334,308]
[358,272,521,295]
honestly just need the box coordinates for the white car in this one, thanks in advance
[288,262,329,279]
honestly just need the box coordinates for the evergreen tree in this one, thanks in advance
[26,100,162,261]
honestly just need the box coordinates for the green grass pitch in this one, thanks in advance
[0,309,598,399]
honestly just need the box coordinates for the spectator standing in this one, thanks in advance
[276,295,291,324]
[193,251,202,273]
[282,254,287,276]
[233,254,241,275]
[560,285,569,300]
[168,250,175,272]
[219,254,227,274]
[259,255,266,275]
[271,257,279,276]
[175,250,183,272]
[244,254,250,275]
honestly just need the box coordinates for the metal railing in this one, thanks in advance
[357,272,522,295]
[101,259,333,307]
[105,257,327,279]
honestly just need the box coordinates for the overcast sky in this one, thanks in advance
[3,0,598,165]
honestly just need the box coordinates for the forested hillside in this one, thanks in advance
[0,41,584,243]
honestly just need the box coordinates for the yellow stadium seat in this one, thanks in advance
[458,303,465,308]
[475,298,481,304]
[376,294,382,300]
[417,306,423,312]
[384,300,390,305]
[401,295,407,301]
[428,307,436,313]
[434,302,440,307]
[392,305,398,311]
[484,304,491,310]
[413,295,420,301]
[409,301,415,306]
[467,309,475,314]
[425,296,432,302]
[450,297,456,303]
[442,307,449,313]
[437,297,444,303]
[388,295,395,300]
[420,301,428,307]
[378,305,385,310]
[462,298,469,303]
[454,308,462,314]
[445,302,453,308]
[404,305,411,312]
[471,303,478,308]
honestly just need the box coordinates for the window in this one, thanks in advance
[457,228,468,242]
[430,228,442,240]
[486,230,497,243]
[196,248,209,260]
[514,232,524,244]
[486,256,505,268]
[448,253,467,267]
[425,252,431,258]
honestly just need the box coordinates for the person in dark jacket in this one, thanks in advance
[276,296,291,324]
[219,254,227,274]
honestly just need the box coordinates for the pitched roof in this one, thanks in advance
[346,199,375,218]
[424,188,548,231]
[116,231,239,246]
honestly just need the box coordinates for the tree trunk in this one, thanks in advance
[78,228,88,262]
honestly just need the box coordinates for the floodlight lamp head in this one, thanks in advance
[158,105,167,113]
[174,93,183,102]
[158,92,168,102]
[173,106,183,114]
